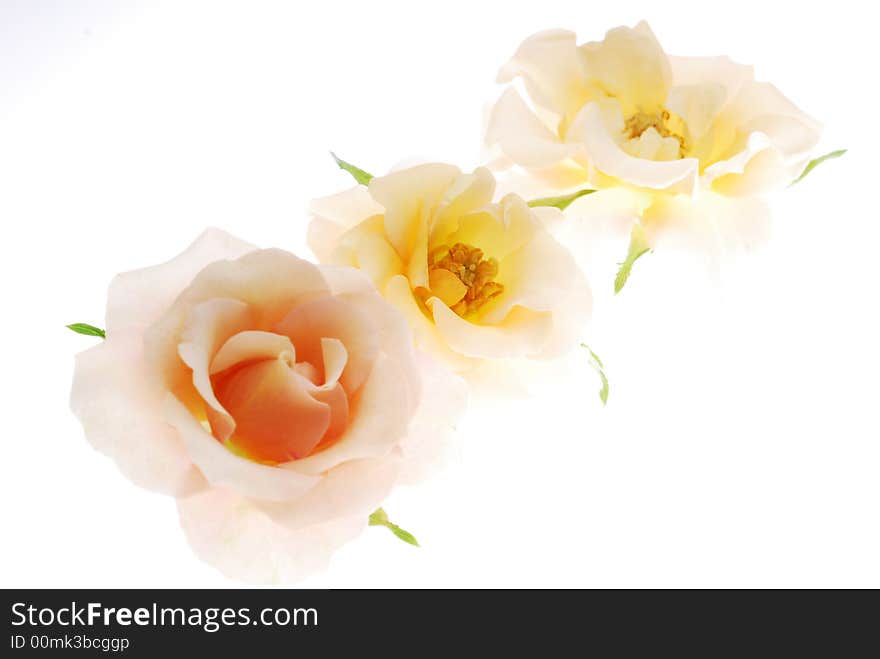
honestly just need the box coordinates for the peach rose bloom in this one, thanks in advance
[486,21,822,255]
[70,229,465,583]
[308,163,592,372]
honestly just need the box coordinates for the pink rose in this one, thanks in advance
[70,229,465,583]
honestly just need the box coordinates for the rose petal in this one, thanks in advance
[579,21,671,114]
[710,142,791,197]
[429,297,554,359]
[528,265,593,359]
[279,352,416,475]
[668,55,754,99]
[490,159,591,197]
[383,274,476,372]
[177,249,331,326]
[444,195,537,262]
[274,296,379,395]
[397,352,469,485]
[433,167,497,237]
[308,382,349,445]
[145,250,331,406]
[404,197,432,291]
[428,268,468,307]
[257,454,401,531]
[306,217,347,264]
[312,215,405,291]
[702,131,773,183]
[335,217,405,288]
[308,185,384,231]
[496,28,590,120]
[545,187,654,284]
[702,81,821,190]
[70,332,205,496]
[481,221,591,331]
[668,57,755,155]
[211,356,333,462]
[368,163,460,261]
[417,167,497,289]
[319,337,348,388]
[564,186,654,238]
[319,266,425,400]
[642,191,772,257]
[164,394,321,501]
[485,88,580,168]
[210,330,296,375]
[177,487,364,584]
[574,101,700,193]
[106,228,256,333]
[722,80,822,136]
[177,298,254,442]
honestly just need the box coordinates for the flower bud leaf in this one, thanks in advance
[67,323,106,339]
[369,507,419,547]
[331,152,374,185]
[581,343,609,405]
[614,223,651,294]
[527,188,596,211]
[790,149,846,186]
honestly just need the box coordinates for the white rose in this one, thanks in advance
[486,22,824,266]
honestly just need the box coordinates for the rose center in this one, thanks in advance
[624,108,689,158]
[425,242,504,317]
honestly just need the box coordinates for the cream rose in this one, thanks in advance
[308,163,592,371]
[486,21,824,265]
[70,229,465,583]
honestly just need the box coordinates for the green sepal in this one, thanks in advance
[527,188,596,211]
[67,323,106,339]
[369,507,419,547]
[581,343,609,406]
[614,224,651,294]
[331,152,374,185]
[790,149,846,186]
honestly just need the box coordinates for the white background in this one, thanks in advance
[1,0,878,588]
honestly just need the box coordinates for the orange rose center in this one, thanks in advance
[199,297,377,465]
[209,349,349,465]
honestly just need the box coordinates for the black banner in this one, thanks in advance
[2,589,874,655]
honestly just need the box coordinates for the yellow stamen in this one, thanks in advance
[624,109,689,158]
[427,243,504,317]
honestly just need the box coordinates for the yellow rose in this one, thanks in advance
[486,22,825,272]
[308,164,591,371]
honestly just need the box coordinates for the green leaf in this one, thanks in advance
[614,224,651,294]
[369,507,419,547]
[386,524,419,547]
[581,343,609,406]
[331,152,374,185]
[527,188,596,211]
[790,149,846,186]
[67,323,106,339]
